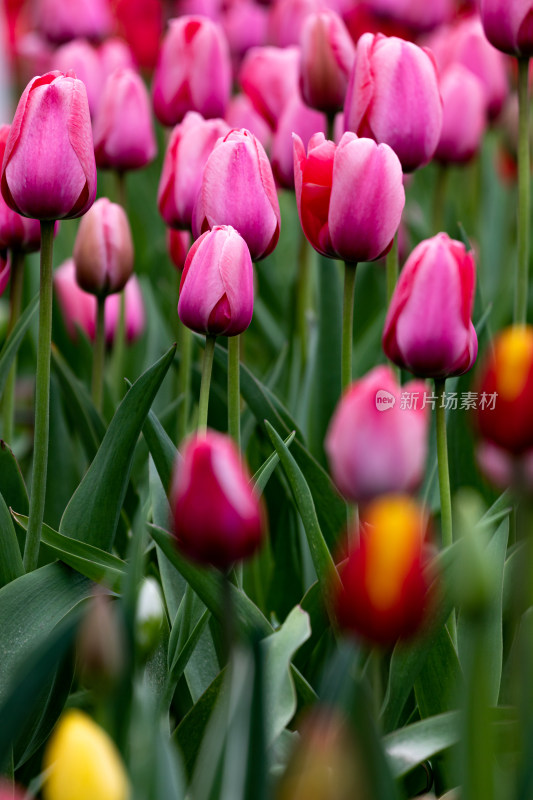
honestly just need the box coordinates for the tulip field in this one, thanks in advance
[2,0,533,799]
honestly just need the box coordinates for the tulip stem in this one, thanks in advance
[197,334,216,433]
[92,296,107,413]
[24,220,55,572]
[2,249,24,444]
[386,232,399,304]
[341,262,357,392]
[296,230,312,366]
[177,319,192,444]
[435,377,456,642]
[515,56,530,325]
[110,290,126,403]
[228,335,241,450]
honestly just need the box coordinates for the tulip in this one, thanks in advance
[359,0,455,34]
[51,39,104,117]
[344,33,443,172]
[42,709,130,800]
[32,0,112,45]
[325,365,429,504]
[104,276,145,345]
[221,0,269,74]
[76,590,125,689]
[225,94,272,151]
[169,430,264,569]
[334,495,432,644]
[0,125,46,253]
[178,225,254,336]
[111,0,162,71]
[272,95,327,189]
[1,71,97,221]
[0,252,9,296]
[299,9,356,114]
[152,16,231,127]
[476,440,533,490]
[293,131,405,262]
[267,0,323,48]
[98,37,136,75]
[167,228,191,271]
[157,112,229,231]
[194,128,280,261]
[479,0,533,57]
[383,233,478,378]
[15,32,54,86]
[93,68,157,172]
[0,781,30,800]
[239,45,301,129]
[434,64,487,165]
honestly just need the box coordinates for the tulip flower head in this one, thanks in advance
[32,0,112,45]
[1,71,97,221]
[434,64,487,165]
[383,232,478,378]
[479,0,533,57]
[239,45,301,130]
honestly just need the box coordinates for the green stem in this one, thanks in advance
[92,296,107,413]
[385,233,399,305]
[116,171,127,210]
[2,249,25,443]
[296,230,311,366]
[515,56,530,325]
[435,377,456,642]
[176,319,192,444]
[228,335,241,450]
[23,220,55,572]
[197,335,216,433]
[111,290,126,403]
[433,163,449,234]
[341,262,357,392]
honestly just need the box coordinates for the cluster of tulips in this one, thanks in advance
[1,0,533,798]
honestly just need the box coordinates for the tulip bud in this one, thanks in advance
[76,589,125,689]
[334,495,432,644]
[479,0,533,57]
[112,0,162,71]
[32,0,112,45]
[169,430,265,569]
[98,38,136,75]
[434,64,487,165]
[239,45,301,129]
[299,10,356,114]
[152,16,231,127]
[359,0,455,34]
[104,276,145,346]
[293,131,405,262]
[225,94,272,151]
[135,577,165,655]
[52,39,105,117]
[1,71,97,221]
[272,95,327,189]
[93,68,157,172]
[73,198,134,297]
[167,228,191,271]
[383,233,478,378]
[194,128,280,261]
[344,33,443,172]
[325,365,429,504]
[267,0,323,48]
[43,709,130,800]
[0,780,30,800]
[178,225,254,336]
[222,0,269,74]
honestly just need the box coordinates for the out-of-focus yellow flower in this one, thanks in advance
[43,709,130,800]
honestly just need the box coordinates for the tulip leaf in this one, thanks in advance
[59,344,176,551]
[0,440,29,516]
[251,430,296,496]
[0,293,39,398]
[0,491,24,588]
[142,404,179,494]
[384,711,460,778]
[414,623,462,719]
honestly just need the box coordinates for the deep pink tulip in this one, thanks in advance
[267,0,323,47]
[293,131,405,262]
[225,94,272,151]
[157,112,229,231]
[169,430,264,569]
[93,68,157,172]
[299,9,356,113]
[73,198,134,297]
[239,46,300,129]
[32,0,112,44]
[167,228,191,271]
[383,233,478,378]
[325,365,429,504]
[1,71,96,221]
[51,39,105,118]
[435,64,487,164]
[194,128,280,261]
[479,0,533,57]
[0,253,9,296]
[0,781,30,800]
[174,0,222,18]
[272,95,327,189]
[178,225,254,336]
[0,125,46,252]
[358,0,455,33]
[344,33,443,172]
[152,16,231,127]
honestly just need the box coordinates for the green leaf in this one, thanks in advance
[384,711,460,778]
[0,440,28,516]
[415,623,462,718]
[251,431,296,496]
[59,345,176,551]
[174,669,226,776]
[142,406,178,494]
[0,294,39,397]
[0,492,24,588]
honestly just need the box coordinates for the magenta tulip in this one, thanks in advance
[479,0,533,57]
[225,94,272,151]
[32,0,112,44]
[93,68,157,172]
[383,232,478,378]
[221,0,269,73]
[325,365,429,504]
[51,39,104,117]
[1,71,96,221]
[344,33,443,172]
[178,225,254,336]
[239,46,300,129]
[434,64,487,165]
[104,276,146,345]
[299,9,356,114]
[167,228,192,272]
[359,0,455,33]
[194,128,280,261]
[152,16,231,127]
[272,95,327,189]
[267,0,323,47]
[73,198,134,297]
[293,131,405,262]
[158,112,229,231]
[169,430,264,569]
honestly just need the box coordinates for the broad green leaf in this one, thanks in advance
[174,669,226,776]
[59,345,176,550]
[0,440,28,516]
[415,623,462,719]
[0,492,24,588]
[384,711,460,778]
[251,431,296,496]
[0,294,39,397]
[143,405,179,494]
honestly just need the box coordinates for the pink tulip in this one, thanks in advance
[14,33,53,86]
[299,9,356,113]
[344,33,443,172]
[51,39,105,118]
[0,781,30,800]
[167,228,191,271]
[32,0,112,45]
[383,233,478,378]
[93,68,157,172]
[476,440,533,490]
[0,125,44,252]
[98,37,136,75]
[178,225,254,336]
[1,71,96,221]
[293,131,405,262]
[479,0,533,57]
[267,0,324,47]
[0,252,9,296]
[157,111,229,230]
[152,16,231,127]
[358,0,455,33]
[169,430,264,569]
[272,95,327,189]
[325,365,429,503]
[194,128,280,260]
[73,198,134,297]
[104,275,146,345]
[239,45,300,129]
[221,0,269,74]
[225,94,272,151]
[434,64,487,164]
[174,0,222,18]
